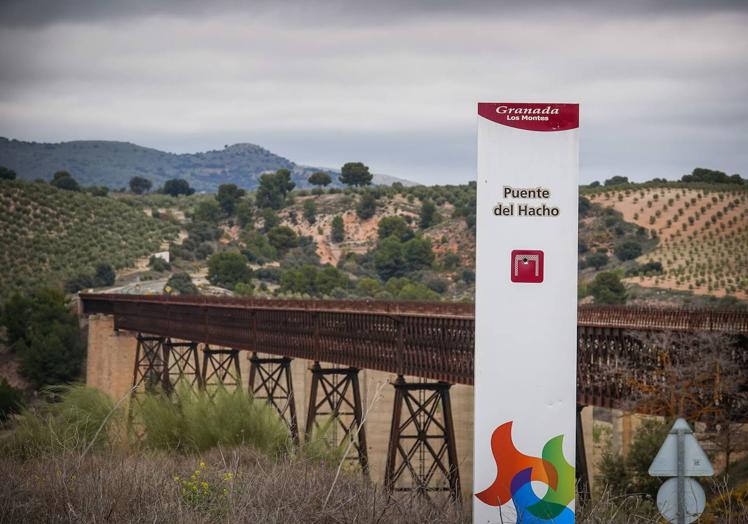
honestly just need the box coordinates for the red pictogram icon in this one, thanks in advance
[511,250,544,283]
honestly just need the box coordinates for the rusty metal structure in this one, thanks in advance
[248,353,299,444]
[80,293,748,500]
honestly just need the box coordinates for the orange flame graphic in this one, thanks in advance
[474,421,558,506]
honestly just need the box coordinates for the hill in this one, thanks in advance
[0,138,413,192]
[0,179,180,301]
[588,185,748,300]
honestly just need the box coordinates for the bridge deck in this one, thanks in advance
[79,294,748,408]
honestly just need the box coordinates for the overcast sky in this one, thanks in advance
[0,1,746,185]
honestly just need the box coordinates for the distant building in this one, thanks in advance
[152,250,170,263]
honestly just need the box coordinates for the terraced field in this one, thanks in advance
[590,186,748,299]
[0,180,180,301]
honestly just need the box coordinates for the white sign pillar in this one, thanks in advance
[473,102,579,523]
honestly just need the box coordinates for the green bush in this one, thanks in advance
[149,255,171,272]
[585,252,609,270]
[330,215,345,243]
[419,200,438,229]
[166,272,199,295]
[302,199,317,224]
[51,171,80,192]
[356,192,377,219]
[279,265,349,297]
[3,384,119,458]
[597,419,668,500]
[136,387,289,455]
[378,216,413,242]
[615,240,643,261]
[207,252,252,290]
[1,288,84,388]
[267,226,299,254]
[256,170,294,210]
[589,271,627,304]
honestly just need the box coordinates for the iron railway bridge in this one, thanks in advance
[79,293,748,501]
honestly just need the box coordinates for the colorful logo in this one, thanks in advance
[475,422,575,523]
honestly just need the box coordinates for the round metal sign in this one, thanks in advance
[656,477,706,524]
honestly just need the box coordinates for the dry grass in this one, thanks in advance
[0,447,468,524]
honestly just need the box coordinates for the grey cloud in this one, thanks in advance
[2,0,747,27]
[0,2,746,184]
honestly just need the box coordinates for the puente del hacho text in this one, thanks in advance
[80,293,748,501]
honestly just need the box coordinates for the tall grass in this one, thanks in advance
[136,386,290,455]
[2,384,122,458]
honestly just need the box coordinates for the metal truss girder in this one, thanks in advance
[305,362,369,475]
[248,352,299,444]
[384,376,460,503]
[162,339,203,393]
[201,346,242,395]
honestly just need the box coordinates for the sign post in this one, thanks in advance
[473,103,579,523]
[649,418,713,524]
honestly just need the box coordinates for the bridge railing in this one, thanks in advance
[79,294,748,395]
[80,294,476,384]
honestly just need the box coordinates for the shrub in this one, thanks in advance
[149,255,171,272]
[2,288,84,388]
[308,171,332,187]
[302,199,317,224]
[589,271,627,304]
[165,272,198,295]
[267,226,299,254]
[216,184,245,215]
[396,282,440,301]
[442,252,460,270]
[129,176,152,194]
[356,192,377,219]
[425,277,449,294]
[207,252,252,290]
[378,216,413,242]
[279,265,349,296]
[330,215,345,243]
[93,263,116,287]
[460,269,476,284]
[261,208,280,232]
[235,200,254,228]
[51,171,80,192]
[135,387,289,455]
[419,200,438,229]
[161,178,194,197]
[585,252,609,270]
[403,237,435,271]
[0,166,16,180]
[3,384,119,458]
[256,170,295,210]
[615,240,643,261]
[193,200,222,223]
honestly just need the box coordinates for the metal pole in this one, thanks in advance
[676,428,685,524]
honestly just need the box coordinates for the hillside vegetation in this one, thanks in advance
[589,186,748,299]
[0,138,411,192]
[0,179,179,301]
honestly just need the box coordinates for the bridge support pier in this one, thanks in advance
[384,376,460,502]
[305,362,369,474]
[576,404,590,502]
[128,334,166,426]
[201,347,242,395]
[248,353,300,445]
[162,339,202,394]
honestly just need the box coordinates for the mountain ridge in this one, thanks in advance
[0,137,415,192]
